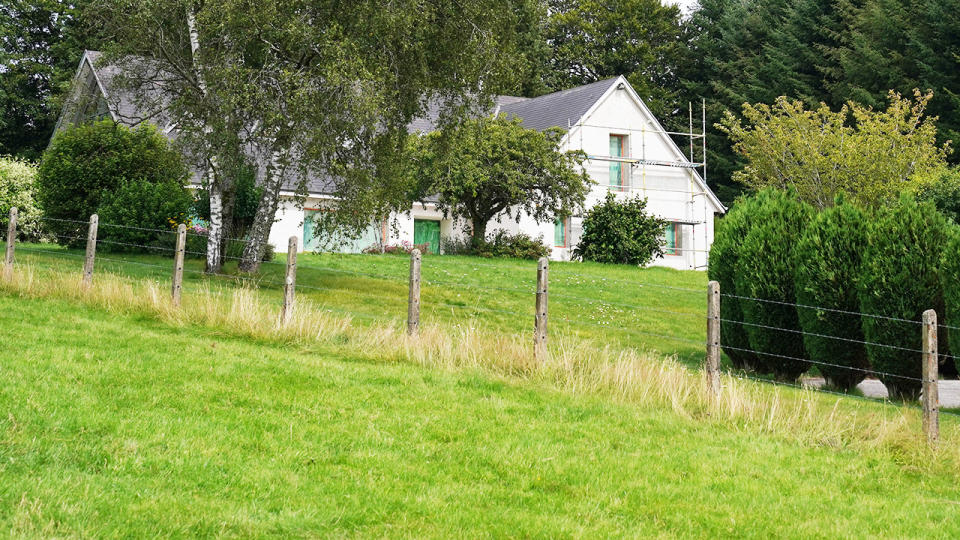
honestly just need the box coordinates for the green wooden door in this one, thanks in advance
[303,210,320,251]
[413,219,441,254]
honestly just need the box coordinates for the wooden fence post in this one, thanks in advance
[82,214,98,286]
[281,236,298,325]
[706,280,721,396]
[534,257,549,357]
[407,248,421,335]
[922,308,939,446]
[3,206,16,279]
[171,224,186,307]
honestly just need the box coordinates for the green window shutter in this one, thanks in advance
[554,219,566,247]
[665,223,676,255]
[303,210,318,251]
[609,135,623,189]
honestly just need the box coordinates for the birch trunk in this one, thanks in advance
[187,6,229,273]
[238,149,285,273]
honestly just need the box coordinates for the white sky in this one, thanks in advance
[662,0,699,16]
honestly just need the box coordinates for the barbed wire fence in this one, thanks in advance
[2,207,954,445]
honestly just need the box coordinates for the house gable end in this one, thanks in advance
[565,76,726,214]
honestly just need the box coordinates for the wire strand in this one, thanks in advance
[719,344,923,382]
[721,292,923,326]
[719,318,925,354]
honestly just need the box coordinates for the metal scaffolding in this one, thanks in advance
[571,99,710,269]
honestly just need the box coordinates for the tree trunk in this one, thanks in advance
[187,6,231,274]
[471,217,488,248]
[238,150,285,273]
[206,172,226,273]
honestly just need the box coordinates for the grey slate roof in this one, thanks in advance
[404,80,617,134]
[70,51,619,196]
[498,78,619,131]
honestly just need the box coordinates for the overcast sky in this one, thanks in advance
[663,0,699,16]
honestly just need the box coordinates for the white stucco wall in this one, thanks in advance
[266,80,722,269]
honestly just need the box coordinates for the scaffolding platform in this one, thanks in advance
[586,155,704,168]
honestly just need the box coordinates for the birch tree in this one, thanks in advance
[92,0,535,272]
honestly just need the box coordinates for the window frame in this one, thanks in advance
[608,133,630,192]
[554,217,570,248]
[664,222,682,256]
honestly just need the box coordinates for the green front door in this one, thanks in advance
[413,219,441,254]
[303,210,321,251]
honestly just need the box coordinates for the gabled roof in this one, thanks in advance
[58,53,723,211]
[573,75,725,213]
[498,78,620,131]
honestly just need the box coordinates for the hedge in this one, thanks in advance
[858,195,951,399]
[733,189,813,379]
[707,195,763,371]
[793,197,871,390]
[37,120,189,247]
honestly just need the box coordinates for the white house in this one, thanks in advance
[56,51,725,269]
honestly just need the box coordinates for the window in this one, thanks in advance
[664,222,682,256]
[554,218,569,248]
[609,134,628,191]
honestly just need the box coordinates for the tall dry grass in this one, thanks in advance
[1,263,957,472]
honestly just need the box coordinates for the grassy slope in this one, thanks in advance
[16,245,707,365]
[2,294,960,537]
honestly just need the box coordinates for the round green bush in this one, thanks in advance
[573,192,667,266]
[793,197,871,390]
[97,178,194,253]
[734,189,814,379]
[37,119,189,246]
[0,156,43,240]
[707,195,764,371]
[859,195,951,399]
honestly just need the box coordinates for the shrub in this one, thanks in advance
[479,231,550,260]
[859,195,952,399]
[97,178,194,253]
[573,192,666,265]
[362,241,429,256]
[440,231,549,260]
[37,119,188,247]
[914,167,960,224]
[793,197,871,390]
[707,196,764,371]
[0,156,43,240]
[734,189,814,379]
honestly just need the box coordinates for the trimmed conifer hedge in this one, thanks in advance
[734,189,813,379]
[793,198,871,390]
[858,195,951,399]
[707,197,762,371]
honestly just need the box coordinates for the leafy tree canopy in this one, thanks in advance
[543,0,686,119]
[408,115,591,245]
[717,90,950,208]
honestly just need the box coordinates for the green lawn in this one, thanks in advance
[14,243,708,365]
[2,293,960,537]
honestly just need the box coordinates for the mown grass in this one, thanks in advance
[2,291,960,537]
[14,243,707,365]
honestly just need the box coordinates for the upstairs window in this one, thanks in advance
[609,134,628,192]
